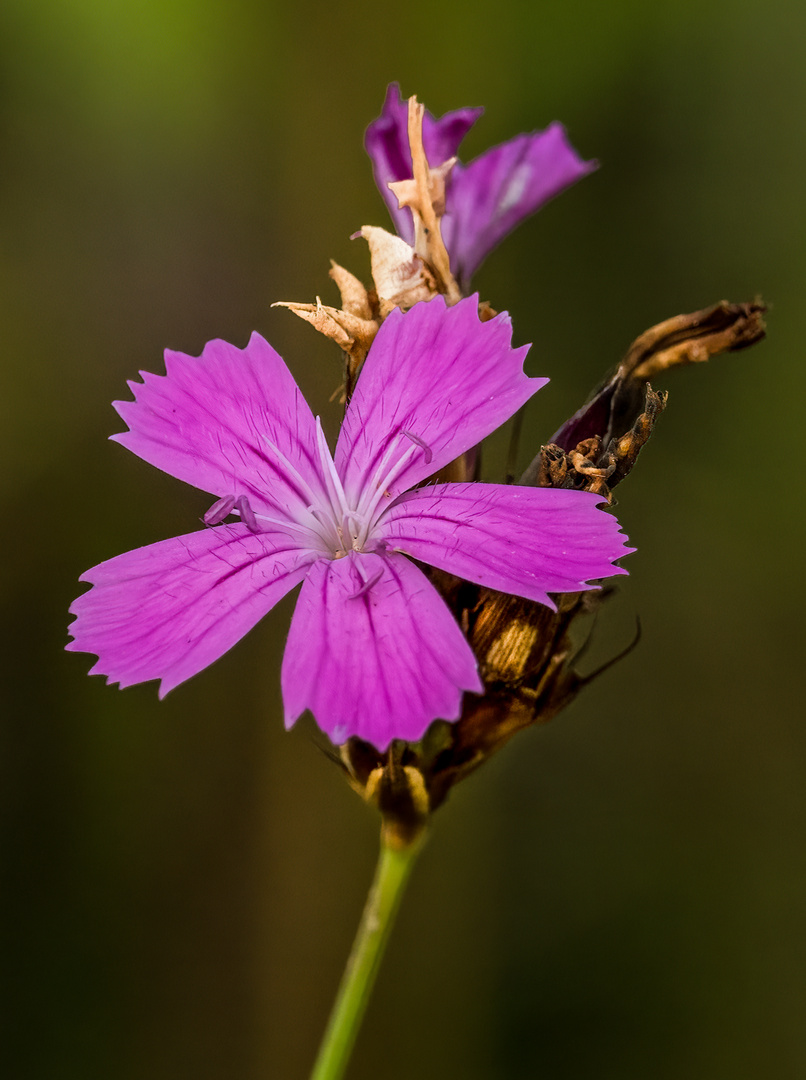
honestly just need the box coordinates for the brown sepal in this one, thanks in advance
[340,740,430,849]
[328,260,373,320]
[525,385,668,501]
[551,299,766,453]
[359,225,438,311]
[271,298,379,400]
[627,298,766,381]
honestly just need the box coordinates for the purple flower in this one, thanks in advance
[67,297,630,750]
[365,84,597,288]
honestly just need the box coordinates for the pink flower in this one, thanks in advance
[67,297,631,750]
[365,84,597,289]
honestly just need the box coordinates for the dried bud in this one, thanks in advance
[336,298,766,832]
[328,260,373,320]
[549,299,766,453]
[359,225,437,311]
[271,297,379,398]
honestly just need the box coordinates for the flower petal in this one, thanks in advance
[281,552,483,750]
[335,296,544,506]
[379,483,632,607]
[67,525,316,696]
[112,333,329,520]
[365,82,483,244]
[442,126,597,286]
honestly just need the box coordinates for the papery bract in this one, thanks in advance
[365,84,597,288]
[68,297,631,750]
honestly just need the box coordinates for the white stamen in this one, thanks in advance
[252,421,429,559]
[354,436,420,534]
[313,417,351,522]
[229,503,336,554]
[260,432,322,512]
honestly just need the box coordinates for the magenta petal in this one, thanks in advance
[442,126,597,285]
[335,296,544,506]
[112,333,328,519]
[281,552,483,750]
[67,525,315,696]
[365,83,483,244]
[365,85,595,287]
[379,484,632,607]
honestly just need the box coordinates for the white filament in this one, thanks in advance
[249,419,430,558]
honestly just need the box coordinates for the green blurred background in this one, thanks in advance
[3,1,805,1077]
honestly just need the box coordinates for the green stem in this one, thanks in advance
[309,832,424,1080]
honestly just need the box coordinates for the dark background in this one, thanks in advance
[3,1,805,1077]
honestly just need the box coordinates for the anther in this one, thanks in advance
[401,430,433,464]
[349,567,384,600]
[203,495,236,526]
[235,495,261,534]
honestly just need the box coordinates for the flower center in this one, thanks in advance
[309,419,425,558]
[204,419,431,560]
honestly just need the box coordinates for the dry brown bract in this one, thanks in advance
[274,96,470,403]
